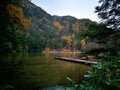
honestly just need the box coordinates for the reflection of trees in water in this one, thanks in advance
[0,54,25,89]
[0,53,91,90]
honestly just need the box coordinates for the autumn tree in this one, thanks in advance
[53,21,64,30]
[0,0,31,53]
[72,22,79,32]
[65,35,72,49]
[80,39,87,49]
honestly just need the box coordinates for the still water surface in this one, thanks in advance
[1,53,91,90]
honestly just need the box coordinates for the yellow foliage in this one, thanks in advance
[7,4,31,30]
[22,18,32,29]
[53,21,64,30]
[66,35,72,48]
[72,22,79,32]
[81,39,87,48]
[7,4,23,21]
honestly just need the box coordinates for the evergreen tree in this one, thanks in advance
[95,0,120,30]
[0,0,31,53]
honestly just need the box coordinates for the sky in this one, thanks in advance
[31,0,100,22]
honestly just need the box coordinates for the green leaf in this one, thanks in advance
[111,81,120,88]
[87,71,92,74]
[113,79,120,82]
[66,77,74,83]
[0,84,13,90]
[65,87,76,90]
[84,74,91,78]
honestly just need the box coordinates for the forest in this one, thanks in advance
[0,0,120,90]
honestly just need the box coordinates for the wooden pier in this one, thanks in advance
[55,57,98,64]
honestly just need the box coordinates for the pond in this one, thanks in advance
[0,53,91,90]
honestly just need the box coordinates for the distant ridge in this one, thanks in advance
[22,0,95,32]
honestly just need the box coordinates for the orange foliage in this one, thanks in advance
[80,39,87,48]
[53,21,64,30]
[66,35,72,48]
[7,4,31,30]
[22,18,32,29]
[7,4,23,21]
[72,22,79,32]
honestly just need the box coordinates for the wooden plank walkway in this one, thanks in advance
[55,57,98,64]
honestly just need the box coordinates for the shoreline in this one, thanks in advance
[42,51,81,54]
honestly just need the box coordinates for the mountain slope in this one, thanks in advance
[22,0,94,32]
[21,0,96,51]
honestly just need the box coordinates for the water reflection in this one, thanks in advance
[0,53,91,90]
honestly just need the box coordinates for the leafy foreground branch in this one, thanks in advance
[66,57,120,90]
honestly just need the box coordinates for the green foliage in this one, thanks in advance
[49,38,63,49]
[66,77,75,85]
[77,58,120,90]
[0,0,30,53]
[78,21,120,88]
[27,29,46,52]
[76,0,120,89]
[85,47,120,59]
[0,84,13,90]
[0,23,27,53]
[95,0,120,30]
[21,0,95,52]
[66,55,120,90]
[78,53,87,58]
[79,22,114,43]
[66,77,76,90]
[85,48,106,54]
[0,0,95,54]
